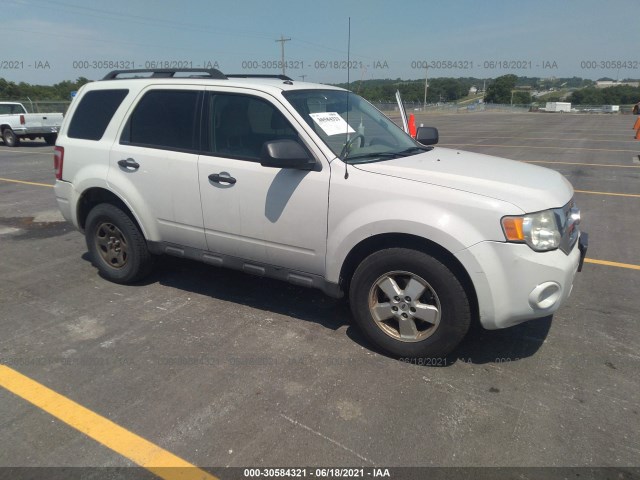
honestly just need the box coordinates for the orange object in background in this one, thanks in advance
[408,113,417,138]
[633,116,640,131]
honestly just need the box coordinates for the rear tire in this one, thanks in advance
[349,248,471,358]
[2,128,19,147]
[85,203,154,284]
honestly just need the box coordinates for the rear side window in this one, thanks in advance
[68,89,128,140]
[121,90,200,152]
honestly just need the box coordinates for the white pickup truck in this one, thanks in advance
[0,102,63,147]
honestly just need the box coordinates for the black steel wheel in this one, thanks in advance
[85,203,154,283]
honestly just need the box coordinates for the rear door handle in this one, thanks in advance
[208,173,236,185]
[118,158,140,170]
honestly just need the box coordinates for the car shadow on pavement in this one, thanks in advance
[1,141,52,149]
[94,255,551,365]
[450,315,552,365]
[345,314,552,366]
[148,256,349,331]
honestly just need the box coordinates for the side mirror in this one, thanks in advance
[415,126,439,146]
[260,139,315,170]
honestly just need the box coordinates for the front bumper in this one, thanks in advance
[577,232,588,272]
[456,233,587,330]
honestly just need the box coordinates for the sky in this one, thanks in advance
[2,0,638,85]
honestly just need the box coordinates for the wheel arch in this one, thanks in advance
[77,187,146,238]
[339,233,479,324]
[1,125,19,146]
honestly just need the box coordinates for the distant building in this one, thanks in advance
[469,86,478,95]
[595,80,640,88]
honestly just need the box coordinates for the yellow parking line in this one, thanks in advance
[524,160,640,169]
[444,131,632,137]
[439,143,638,153]
[585,258,640,271]
[0,177,54,188]
[3,176,639,199]
[574,189,640,198]
[0,365,218,480]
[443,136,637,144]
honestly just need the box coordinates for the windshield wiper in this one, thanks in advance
[395,146,432,155]
[344,146,432,163]
[343,152,401,162]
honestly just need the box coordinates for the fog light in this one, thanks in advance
[528,282,561,310]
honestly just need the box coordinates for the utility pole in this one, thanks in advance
[423,66,428,110]
[275,35,291,76]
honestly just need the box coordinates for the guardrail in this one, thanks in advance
[3,98,635,117]
[373,102,637,115]
[372,102,531,114]
[0,99,72,114]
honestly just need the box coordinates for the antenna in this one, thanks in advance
[344,17,351,180]
[347,18,351,89]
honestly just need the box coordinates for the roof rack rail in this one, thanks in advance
[226,74,293,81]
[103,68,227,80]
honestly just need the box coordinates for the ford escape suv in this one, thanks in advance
[54,68,587,358]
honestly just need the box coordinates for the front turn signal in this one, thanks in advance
[501,216,525,242]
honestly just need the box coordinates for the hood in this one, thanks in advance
[353,147,574,213]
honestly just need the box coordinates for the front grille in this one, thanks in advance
[555,199,581,255]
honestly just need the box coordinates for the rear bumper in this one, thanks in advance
[54,180,75,226]
[14,126,59,136]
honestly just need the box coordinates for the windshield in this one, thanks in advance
[282,89,429,163]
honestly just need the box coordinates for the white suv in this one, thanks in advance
[54,68,587,358]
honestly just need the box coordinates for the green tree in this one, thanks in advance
[512,91,532,105]
[484,74,518,104]
[0,76,95,101]
[568,85,640,105]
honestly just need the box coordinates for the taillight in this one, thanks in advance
[54,146,64,180]
[20,114,25,125]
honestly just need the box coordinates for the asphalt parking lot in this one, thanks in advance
[1,112,639,479]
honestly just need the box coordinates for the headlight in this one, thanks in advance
[501,210,561,252]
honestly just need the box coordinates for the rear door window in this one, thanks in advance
[120,89,201,152]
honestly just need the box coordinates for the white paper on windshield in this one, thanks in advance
[309,112,355,136]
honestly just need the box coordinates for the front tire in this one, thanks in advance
[349,248,471,358]
[2,128,19,147]
[85,203,154,284]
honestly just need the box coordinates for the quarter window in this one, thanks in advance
[68,89,128,140]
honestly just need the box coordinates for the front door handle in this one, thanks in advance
[208,173,236,185]
[118,158,140,170]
